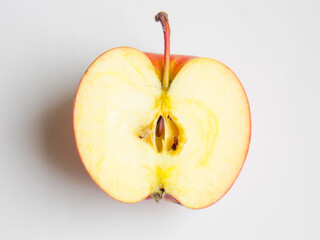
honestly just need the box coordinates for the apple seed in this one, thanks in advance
[156,116,164,137]
[171,136,178,151]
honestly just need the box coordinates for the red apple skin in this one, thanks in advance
[73,47,251,208]
[145,52,196,82]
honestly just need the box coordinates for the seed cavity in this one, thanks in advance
[138,114,181,154]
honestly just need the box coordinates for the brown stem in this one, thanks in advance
[155,12,171,89]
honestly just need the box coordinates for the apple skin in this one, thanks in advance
[73,47,251,208]
[145,52,196,82]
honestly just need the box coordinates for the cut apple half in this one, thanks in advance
[73,12,250,209]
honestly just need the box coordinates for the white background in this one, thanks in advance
[1,0,319,239]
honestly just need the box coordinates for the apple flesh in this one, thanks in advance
[73,12,251,209]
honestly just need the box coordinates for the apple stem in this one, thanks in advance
[155,12,171,90]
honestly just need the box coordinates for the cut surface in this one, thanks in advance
[74,48,250,208]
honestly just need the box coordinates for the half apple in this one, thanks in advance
[73,12,251,209]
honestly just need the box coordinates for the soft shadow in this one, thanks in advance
[42,94,93,186]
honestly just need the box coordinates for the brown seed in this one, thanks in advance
[171,136,178,151]
[156,116,164,137]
